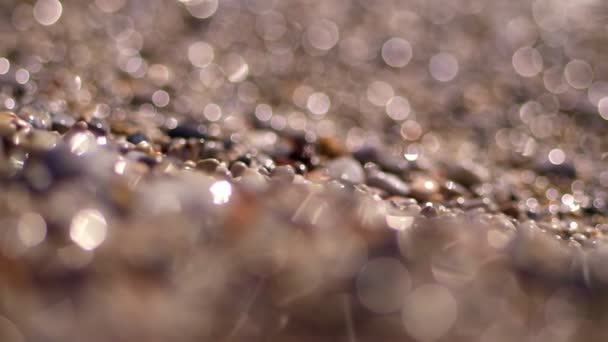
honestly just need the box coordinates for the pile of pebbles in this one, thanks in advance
[0,0,607,341]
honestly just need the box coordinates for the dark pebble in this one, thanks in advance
[443,161,488,187]
[167,124,207,139]
[87,118,110,135]
[127,132,149,145]
[354,145,410,174]
[230,161,248,177]
[51,113,76,133]
[366,170,410,196]
[536,161,577,179]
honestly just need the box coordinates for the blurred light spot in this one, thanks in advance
[598,97,608,120]
[404,144,420,161]
[5,98,15,110]
[548,148,565,165]
[307,92,331,116]
[0,58,9,75]
[565,59,593,90]
[306,19,340,51]
[386,96,411,120]
[70,209,107,251]
[543,66,568,94]
[255,103,273,121]
[429,52,459,82]
[33,0,62,26]
[382,37,412,68]
[367,81,394,106]
[401,120,422,141]
[188,41,214,68]
[204,103,222,122]
[223,53,249,83]
[17,212,47,248]
[512,47,543,77]
[68,131,96,156]
[185,0,218,19]
[293,85,315,108]
[152,90,170,107]
[210,180,232,204]
[506,17,538,47]
[402,284,458,342]
[15,69,29,85]
[356,257,411,314]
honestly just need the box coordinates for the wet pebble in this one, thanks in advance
[51,113,76,133]
[270,165,295,183]
[326,157,365,184]
[197,158,220,173]
[354,145,409,174]
[230,161,248,178]
[410,173,440,202]
[87,118,109,135]
[127,132,149,145]
[18,106,52,130]
[167,123,207,139]
[443,161,488,187]
[0,112,19,136]
[366,170,410,197]
[536,160,577,179]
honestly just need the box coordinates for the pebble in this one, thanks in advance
[230,161,248,178]
[18,106,52,130]
[270,165,295,183]
[326,157,365,184]
[536,161,577,179]
[410,173,440,202]
[196,158,220,173]
[420,202,438,217]
[87,118,109,135]
[51,113,76,133]
[127,133,149,145]
[25,130,61,152]
[0,112,18,136]
[443,161,488,187]
[167,124,207,139]
[238,168,268,191]
[354,145,409,174]
[366,170,410,197]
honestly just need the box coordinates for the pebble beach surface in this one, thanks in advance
[1,0,608,341]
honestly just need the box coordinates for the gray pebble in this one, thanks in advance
[366,170,410,196]
[270,165,295,183]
